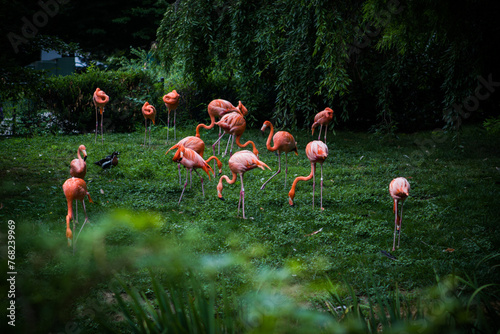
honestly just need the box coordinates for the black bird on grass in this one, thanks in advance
[95,152,119,169]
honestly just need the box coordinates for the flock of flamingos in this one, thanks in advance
[62,88,410,253]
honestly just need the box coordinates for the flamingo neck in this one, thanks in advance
[289,162,315,199]
[235,136,258,156]
[265,123,278,152]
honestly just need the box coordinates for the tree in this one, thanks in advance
[157,0,499,131]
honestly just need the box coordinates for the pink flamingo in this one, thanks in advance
[288,141,328,210]
[163,90,180,143]
[166,135,206,184]
[389,177,410,251]
[196,99,247,154]
[93,88,109,144]
[62,177,93,253]
[214,112,258,158]
[260,120,298,189]
[311,107,334,143]
[70,145,87,179]
[217,150,270,219]
[172,144,222,204]
[142,101,157,146]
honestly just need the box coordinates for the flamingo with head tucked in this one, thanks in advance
[311,107,334,143]
[217,150,270,219]
[63,177,93,254]
[288,141,328,210]
[260,121,298,190]
[93,88,109,144]
[163,90,180,143]
[70,145,87,179]
[389,177,410,251]
[214,112,258,158]
[142,102,157,146]
[196,99,247,155]
[171,144,222,204]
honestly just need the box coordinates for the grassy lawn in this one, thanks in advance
[0,124,499,332]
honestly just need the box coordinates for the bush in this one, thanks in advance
[39,66,165,134]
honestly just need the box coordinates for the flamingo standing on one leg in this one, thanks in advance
[166,135,206,184]
[62,177,93,254]
[311,107,334,143]
[260,120,298,190]
[93,88,109,144]
[214,112,258,158]
[163,90,180,143]
[196,99,247,155]
[217,150,270,219]
[389,177,410,251]
[70,145,87,179]
[288,141,328,210]
[142,102,157,146]
[172,144,222,204]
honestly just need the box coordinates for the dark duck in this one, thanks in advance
[95,152,119,169]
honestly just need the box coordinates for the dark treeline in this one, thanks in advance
[1,0,498,132]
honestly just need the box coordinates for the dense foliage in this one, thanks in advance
[156,0,499,131]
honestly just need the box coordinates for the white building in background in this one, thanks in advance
[27,50,86,76]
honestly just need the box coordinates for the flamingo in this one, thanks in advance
[311,107,334,143]
[260,121,298,190]
[389,177,410,251]
[62,177,93,253]
[163,90,180,143]
[288,141,328,210]
[217,150,270,219]
[93,88,109,144]
[214,112,258,158]
[166,136,205,184]
[142,101,157,146]
[196,99,247,154]
[171,144,222,204]
[70,145,87,179]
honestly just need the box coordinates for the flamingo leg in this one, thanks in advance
[224,134,232,157]
[178,163,182,184]
[398,203,404,249]
[194,169,204,197]
[174,110,176,142]
[213,132,225,170]
[148,122,152,146]
[260,152,281,190]
[167,110,170,144]
[239,173,246,219]
[317,125,322,141]
[320,163,324,210]
[189,170,192,189]
[218,127,221,154]
[393,200,398,251]
[101,108,104,144]
[227,135,235,157]
[144,119,147,146]
[72,201,77,255]
[95,107,98,143]
[178,170,189,204]
[324,124,328,143]
[312,164,316,209]
[284,153,288,189]
[75,200,89,250]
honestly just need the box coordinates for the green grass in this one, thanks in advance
[0,124,499,333]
